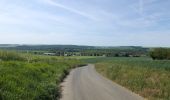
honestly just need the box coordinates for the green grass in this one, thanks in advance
[94,57,170,100]
[0,50,26,61]
[0,51,84,100]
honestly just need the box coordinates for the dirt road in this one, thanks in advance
[60,64,144,100]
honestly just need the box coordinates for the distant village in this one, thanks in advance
[42,52,145,57]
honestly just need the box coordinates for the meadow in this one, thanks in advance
[0,50,84,100]
[94,57,170,100]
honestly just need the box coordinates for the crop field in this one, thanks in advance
[0,50,84,100]
[95,57,170,100]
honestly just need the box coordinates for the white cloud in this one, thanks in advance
[40,0,98,21]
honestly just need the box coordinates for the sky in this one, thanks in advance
[0,0,170,47]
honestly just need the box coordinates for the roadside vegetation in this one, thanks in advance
[95,57,170,100]
[0,50,84,100]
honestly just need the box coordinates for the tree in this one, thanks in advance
[150,48,170,60]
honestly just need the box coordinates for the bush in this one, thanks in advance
[150,48,170,60]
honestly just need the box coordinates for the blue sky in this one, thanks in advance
[0,0,170,47]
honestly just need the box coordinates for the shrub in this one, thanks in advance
[150,48,170,60]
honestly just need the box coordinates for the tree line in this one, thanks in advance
[150,48,170,60]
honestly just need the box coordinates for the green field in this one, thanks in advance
[1,49,170,100]
[94,57,170,100]
[0,51,84,100]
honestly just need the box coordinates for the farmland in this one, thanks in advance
[94,57,170,100]
[0,46,170,100]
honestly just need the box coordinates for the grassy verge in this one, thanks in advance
[0,51,84,100]
[94,57,170,100]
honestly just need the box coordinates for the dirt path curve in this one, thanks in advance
[60,64,144,100]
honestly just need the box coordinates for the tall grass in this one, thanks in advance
[95,57,170,100]
[0,51,84,100]
[0,50,25,61]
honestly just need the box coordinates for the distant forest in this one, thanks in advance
[0,44,149,57]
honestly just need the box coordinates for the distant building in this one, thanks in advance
[64,53,68,56]
[43,53,56,56]
[102,54,106,57]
